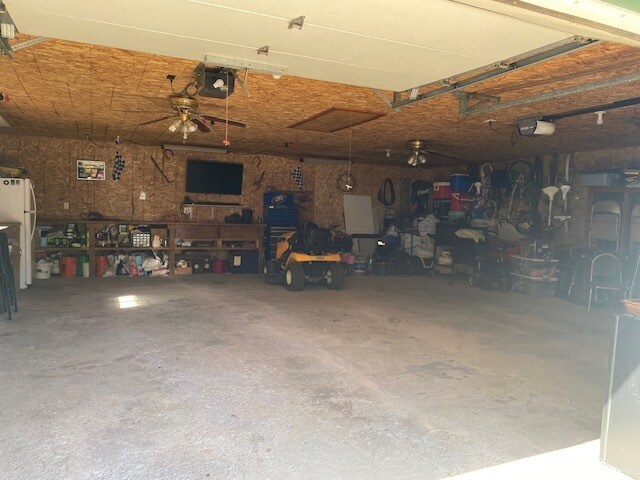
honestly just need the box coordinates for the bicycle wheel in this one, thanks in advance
[508,160,532,186]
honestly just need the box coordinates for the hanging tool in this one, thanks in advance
[564,153,573,184]
[542,186,559,228]
[150,155,173,183]
[560,184,571,233]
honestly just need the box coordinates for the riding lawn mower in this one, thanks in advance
[263,224,346,291]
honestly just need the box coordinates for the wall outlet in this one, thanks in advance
[183,206,192,215]
[63,202,69,210]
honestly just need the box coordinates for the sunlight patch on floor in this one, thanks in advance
[443,440,631,480]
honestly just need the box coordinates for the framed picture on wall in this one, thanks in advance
[77,160,106,180]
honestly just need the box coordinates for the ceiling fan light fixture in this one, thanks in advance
[168,119,181,133]
[419,154,428,164]
[212,78,225,89]
[187,120,198,133]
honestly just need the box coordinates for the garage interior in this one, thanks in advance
[0,1,639,479]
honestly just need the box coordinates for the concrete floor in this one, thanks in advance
[0,275,614,480]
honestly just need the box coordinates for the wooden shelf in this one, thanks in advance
[184,203,244,208]
[510,255,559,263]
[36,247,88,252]
[36,220,264,277]
[175,246,257,251]
[510,272,558,281]
[94,247,170,252]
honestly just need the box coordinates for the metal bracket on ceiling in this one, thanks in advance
[371,89,407,111]
[457,92,500,116]
[0,37,10,57]
[232,69,250,98]
[460,71,640,117]
[0,1,14,57]
[288,15,305,30]
[11,36,49,52]
[371,89,393,109]
[389,36,598,111]
[0,36,49,57]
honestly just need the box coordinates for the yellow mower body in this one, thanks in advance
[264,229,345,291]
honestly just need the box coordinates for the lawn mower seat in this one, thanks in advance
[292,223,334,255]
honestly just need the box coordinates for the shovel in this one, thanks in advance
[542,186,559,228]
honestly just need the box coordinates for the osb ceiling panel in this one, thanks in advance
[288,108,386,132]
[0,36,639,167]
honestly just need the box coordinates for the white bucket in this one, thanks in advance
[82,262,90,278]
[35,261,53,279]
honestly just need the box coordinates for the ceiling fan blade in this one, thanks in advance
[113,109,171,113]
[200,114,246,128]
[138,115,175,126]
[193,118,212,133]
[425,149,459,160]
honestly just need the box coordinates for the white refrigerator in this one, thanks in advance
[0,178,37,289]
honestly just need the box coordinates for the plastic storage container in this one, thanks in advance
[450,193,473,211]
[450,174,472,193]
[212,258,228,274]
[60,256,77,278]
[35,260,52,279]
[76,254,89,277]
[432,182,451,200]
[229,251,259,273]
[95,255,108,277]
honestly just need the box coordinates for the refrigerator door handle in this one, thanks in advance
[29,181,37,240]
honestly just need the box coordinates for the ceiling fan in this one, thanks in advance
[138,94,246,141]
[406,139,458,167]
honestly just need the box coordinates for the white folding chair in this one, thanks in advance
[588,253,624,312]
[589,200,622,252]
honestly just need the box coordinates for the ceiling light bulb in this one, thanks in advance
[596,111,605,125]
[272,74,282,80]
[212,79,225,89]
[419,154,427,164]
[168,119,181,132]
[187,121,197,133]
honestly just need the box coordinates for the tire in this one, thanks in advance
[285,262,306,291]
[325,263,345,290]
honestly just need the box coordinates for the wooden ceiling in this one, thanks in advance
[0,35,639,167]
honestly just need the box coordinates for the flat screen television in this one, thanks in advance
[185,159,243,195]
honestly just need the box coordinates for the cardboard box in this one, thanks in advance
[174,266,192,276]
[150,228,168,244]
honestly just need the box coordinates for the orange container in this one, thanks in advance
[95,255,108,277]
[60,256,77,278]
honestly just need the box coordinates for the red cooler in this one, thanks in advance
[432,182,451,200]
[450,193,473,211]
